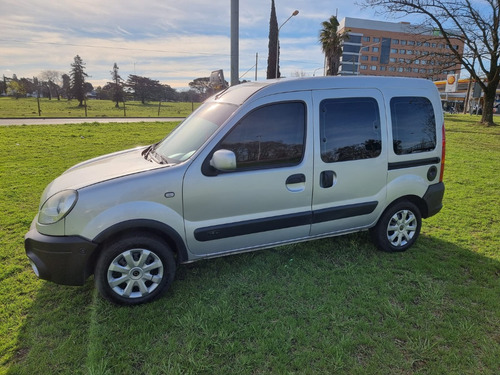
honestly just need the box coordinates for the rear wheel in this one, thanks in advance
[371,201,421,252]
[95,233,176,305]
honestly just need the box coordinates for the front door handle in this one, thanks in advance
[286,173,306,192]
[286,174,306,184]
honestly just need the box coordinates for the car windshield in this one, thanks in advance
[151,102,238,164]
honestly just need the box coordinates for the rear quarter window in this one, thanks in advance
[390,97,436,155]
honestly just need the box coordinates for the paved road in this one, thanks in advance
[0,117,185,126]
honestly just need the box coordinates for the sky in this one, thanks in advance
[0,0,399,90]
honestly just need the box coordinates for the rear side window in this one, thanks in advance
[390,97,436,155]
[320,97,382,163]
[219,101,306,170]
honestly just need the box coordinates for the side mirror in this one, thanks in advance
[210,149,237,171]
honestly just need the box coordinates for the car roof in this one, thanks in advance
[213,76,438,106]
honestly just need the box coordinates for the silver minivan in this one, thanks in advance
[25,77,445,305]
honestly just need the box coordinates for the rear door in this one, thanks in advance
[183,93,314,256]
[311,89,388,236]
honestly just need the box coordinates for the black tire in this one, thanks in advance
[370,201,422,252]
[95,233,176,305]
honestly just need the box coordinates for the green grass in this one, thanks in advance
[1,114,499,374]
[0,97,200,118]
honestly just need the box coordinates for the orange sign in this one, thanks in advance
[447,75,456,85]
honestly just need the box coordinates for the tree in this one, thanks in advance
[20,77,37,96]
[178,89,202,102]
[61,74,71,100]
[319,15,349,76]
[40,70,62,100]
[266,0,279,79]
[95,84,111,100]
[84,82,94,95]
[1,75,8,95]
[110,63,124,107]
[125,75,164,104]
[362,0,499,126]
[70,55,88,106]
[189,77,212,97]
[7,80,26,98]
[162,84,178,101]
[291,70,308,77]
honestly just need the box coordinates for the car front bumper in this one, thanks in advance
[25,228,98,286]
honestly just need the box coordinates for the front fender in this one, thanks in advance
[66,201,189,263]
[69,201,185,242]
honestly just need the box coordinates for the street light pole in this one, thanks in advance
[313,67,323,76]
[275,10,299,79]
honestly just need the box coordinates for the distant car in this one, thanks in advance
[25,76,445,305]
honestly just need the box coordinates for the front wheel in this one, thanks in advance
[370,201,422,252]
[95,233,176,305]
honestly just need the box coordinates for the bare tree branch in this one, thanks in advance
[359,0,500,125]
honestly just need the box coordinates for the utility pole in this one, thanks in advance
[230,0,239,86]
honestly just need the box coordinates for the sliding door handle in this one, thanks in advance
[320,170,336,188]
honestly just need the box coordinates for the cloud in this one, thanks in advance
[0,0,379,88]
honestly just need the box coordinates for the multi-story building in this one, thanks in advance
[338,17,464,81]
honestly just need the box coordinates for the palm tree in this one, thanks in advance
[319,16,349,76]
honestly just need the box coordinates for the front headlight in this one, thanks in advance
[38,190,78,225]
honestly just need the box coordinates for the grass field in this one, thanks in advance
[0,97,200,118]
[0,115,499,374]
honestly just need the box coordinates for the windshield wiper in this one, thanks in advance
[150,150,169,164]
[143,144,168,164]
[142,145,153,158]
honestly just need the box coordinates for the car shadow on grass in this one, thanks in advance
[7,233,500,374]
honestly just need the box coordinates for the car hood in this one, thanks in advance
[42,146,163,198]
